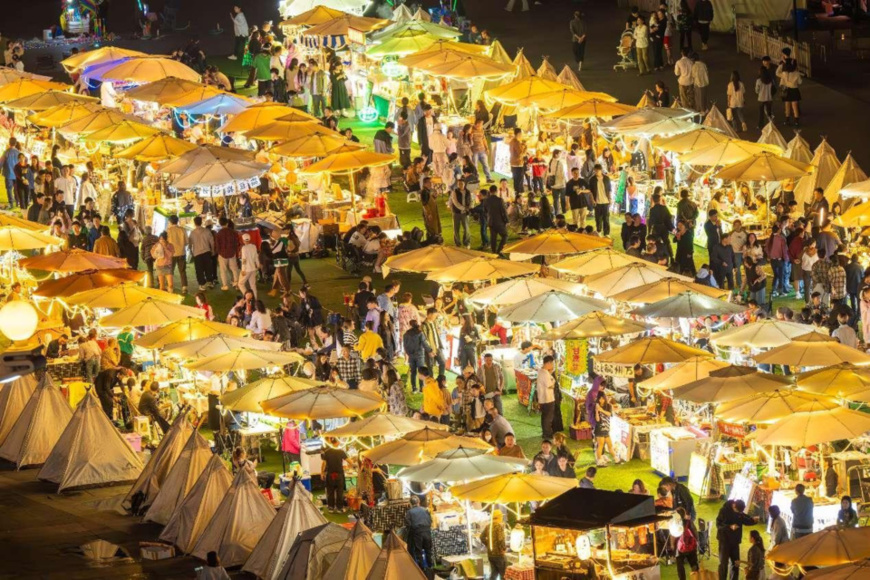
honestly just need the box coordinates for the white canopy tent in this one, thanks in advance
[143,428,212,525]
[0,374,72,468]
[0,374,37,447]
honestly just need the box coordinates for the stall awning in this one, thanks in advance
[529,488,661,531]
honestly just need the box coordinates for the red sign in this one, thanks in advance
[717,420,746,439]
[347,27,367,45]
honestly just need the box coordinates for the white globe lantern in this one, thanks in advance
[0,301,38,342]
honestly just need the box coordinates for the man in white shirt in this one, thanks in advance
[536,355,557,439]
[832,313,858,348]
[691,53,709,114]
[673,47,695,110]
[349,225,369,249]
[238,233,260,299]
[54,165,76,216]
[229,5,249,61]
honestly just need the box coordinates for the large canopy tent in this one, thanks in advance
[321,520,380,580]
[142,429,212,525]
[275,522,350,580]
[0,375,73,469]
[765,525,870,569]
[160,453,233,553]
[244,478,328,580]
[466,276,586,306]
[220,376,324,414]
[365,530,428,580]
[594,336,712,364]
[191,465,276,566]
[37,389,142,491]
[530,487,665,531]
[669,365,793,404]
[640,356,731,392]
[0,375,37,447]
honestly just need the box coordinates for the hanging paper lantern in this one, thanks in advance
[669,513,685,537]
[286,171,298,185]
[575,534,592,560]
[381,60,406,78]
[358,106,379,124]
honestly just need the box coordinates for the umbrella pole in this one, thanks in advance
[465,499,474,555]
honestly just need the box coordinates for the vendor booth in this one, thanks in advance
[529,488,665,580]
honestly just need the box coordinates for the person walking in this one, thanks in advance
[716,500,759,580]
[677,4,693,51]
[308,60,328,118]
[755,57,776,129]
[229,5,248,61]
[745,531,765,580]
[238,233,259,299]
[547,149,568,215]
[403,319,431,393]
[691,52,709,114]
[449,179,472,248]
[483,184,509,254]
[470,120,492,183]
[695,0,714,50]
[405,495,434,570]
[650,9,666,70]
[166,215,189,294]
[570,11,588,72]
[215,218,240,291]
[674,48,695,109]
[726,70,748,132]
[790,483,814,539]
[589,164,612,236]
[189,216,216,291]
[675,507,700,580]
[321,438,348,513]
[504,0,529,13]
[634,16,650,76]
[481,510,507,580]
[777,49,802,126]
[711,232,735,289]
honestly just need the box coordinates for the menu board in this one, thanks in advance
[687,453,710,497]
[609,414,632,463]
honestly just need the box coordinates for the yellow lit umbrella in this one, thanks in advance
[157,145,256,176]
[502,229,612,256]
[0,213,48,231]
[415,55,515,80]
[162,333,280,359]
[99,298,204,328]
[275,109,323,123]
[184,348,304,372]
[550,248,646,277]
[326,413,447,438]
[171,159,271,189]
[366,29,442,58]
[485,77,569,104]
[497,290,609,323]
[545,99,638,121]
[220,375,325,414]
[583,262,689,298]
[59,109,137,135]
[61,46,149,72]
[539,312,655,340]
[134,317,249,349]
[710,319,826,349]
[303,15,389,40]
[795,363,870,402]
[679,139,783,167]
[450,472,577,503]
[754,332,870,367]
[244,120,335,141]
[652,127,731,154]
[375,21,463,41]
[26,101,104,128]
[101,58,201,83]
[381,245,493,278]
[397,450,526,483]
[219,103,314,133]
[467,277,585,306]
[362,427,491,465]
[268,134,363,158]
[0,79,70,103]
[161,85,224,108]
[629,291,747,319]
[79,120,160,143]
[514,88,617,111]
[714,151,813,181]
[594,336,711,365]
[115,133,198,161]
[804,560,870,579]
[752,406,870,447]
[0,68,51,86]
[836,201,870,228]
[715,389,840,424]
[280,5,347,26]
[398,40,489,66]
[302,150,395,174]
[641,356,731,392]
[669,365,793,404]
[611,277,730,303]
[426,257,539,283]
[766,527,870,569]
[4,90,96,112]
[66,282,182,309]
[18,248,128,272]
[123,77,206,104]
[261,386,385,420]
[33,269,145,298]
[0,227,63,251]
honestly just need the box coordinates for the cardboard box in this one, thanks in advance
[140,542,175,560]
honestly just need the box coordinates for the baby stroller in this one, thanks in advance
[614,30,637,71]
[696,518,712,559]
